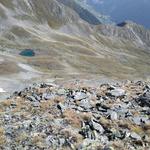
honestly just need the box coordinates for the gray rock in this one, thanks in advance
[132,116,150,125]
[145,109,150,115]
[46,135,58,146]
[57,89,66,95]
[44,82,57,87]
[80,124,91,139]
[125,111,133,117]
[80,99,92,109]
[145,84,150,89]
[138,92,150,107]
[109,88,125,97]
[79,139,102,150]
[32,93,41,101]
[110,111,118,120]
[130,132,141,141]
[103,146,115,150]
[42,93,55,100]
[132,117,142,125]
[32,102,40,107]
[77,106,85,111]
[23,120,32,129]
[5,127,15,138]
[96,103,108,112]
[99,135,109,144]
[57,103,66,112]
[74,92,88,100]
[4,115,11,122]
[92,121,104,134]
[58,138,65,146]
[125,130,131,138]
[143,135,150,142]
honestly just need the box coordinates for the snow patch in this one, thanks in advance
[18,63,41,73]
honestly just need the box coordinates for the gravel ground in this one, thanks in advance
[0,80,150,150]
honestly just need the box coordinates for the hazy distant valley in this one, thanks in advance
[0,0,150,95]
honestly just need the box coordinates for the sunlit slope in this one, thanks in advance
[0,0,150,79]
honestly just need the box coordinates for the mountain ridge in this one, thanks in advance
[0,0,150,91]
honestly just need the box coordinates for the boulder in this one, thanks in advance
[108,88,125,97]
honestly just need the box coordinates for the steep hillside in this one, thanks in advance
[0,0,150,95]
[96,21,150,46]
[75,0,112,24]
[57,0,101,25]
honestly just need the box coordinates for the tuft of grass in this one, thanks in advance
[63,109,81,128]
[32,135,44,144]
[1,100,12,107]
[80,112,93,121]
[111,141,124,150]
[0,135,6,145]
[15,132,28,143]
[53,96,66,104]
[0,128,5,136]
[40,100,55,111]
[130,125,144,134]
[99,116,111,128]
[0,128,6,145]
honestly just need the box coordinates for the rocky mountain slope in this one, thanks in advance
[0,0,150,95]
[0,80,150,149]
[57,0,101,25]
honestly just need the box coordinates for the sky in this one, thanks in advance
[86,0,150,28]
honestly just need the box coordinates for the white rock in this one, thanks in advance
[74,92,87,100]
[0,88,6,93]
[92,121,104,134]
[110,111,118,120]
[130,132,141,141]
[110,88,125,97]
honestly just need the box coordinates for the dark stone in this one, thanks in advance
[13,91,19,96]
[117,22,128,27]
[96,103,108,112]
[32,93,41,101]
[27,96,37,102]
[100,104,110,110]
[138,92,150,107]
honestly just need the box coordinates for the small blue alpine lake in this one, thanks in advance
[19,49,35,57]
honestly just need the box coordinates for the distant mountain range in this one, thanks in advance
[77,0,150,28]
[75,0,112,24]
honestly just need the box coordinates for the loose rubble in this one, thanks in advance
[0,80,150,149]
